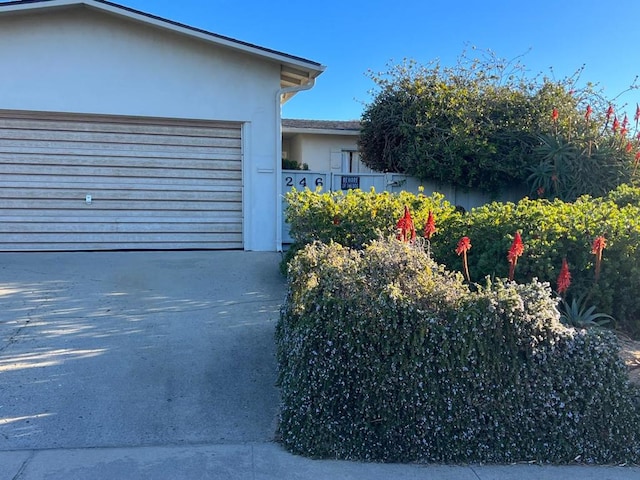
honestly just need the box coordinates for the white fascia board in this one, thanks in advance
[282,127,360,136]
[0,0,325,78]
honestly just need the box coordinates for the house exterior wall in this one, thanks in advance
[284,135,304,168]
[285,133,359,172]
[0,7,282,251]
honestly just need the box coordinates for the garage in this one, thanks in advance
[0,110,243,251]
[0,0,324,251]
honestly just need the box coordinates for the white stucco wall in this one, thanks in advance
[285,133,360,172]
[0,6,283,251]
[282,136,304,168]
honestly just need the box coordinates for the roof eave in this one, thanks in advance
[0,0,326,85]
[282,127,360,136]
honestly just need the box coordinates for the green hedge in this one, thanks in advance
[431,191,640,336]
[284,185,640,336]
[276,239,640,463]
[284,187,457,249]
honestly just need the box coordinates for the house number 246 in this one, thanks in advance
[284,177,324,188]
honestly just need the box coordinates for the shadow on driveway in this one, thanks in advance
[0,250,286,450]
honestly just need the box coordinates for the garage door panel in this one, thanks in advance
[0,150,242,164]
[2,116,241,139]
[0,199,242,211]
[0,241,242,251]
[0,164,243,182]
[0,139,241,156]
[0,221,242,234]
[0,232,243,243]
[0,111,243,251]
[0,178,242,191]
[0,212,241,222]
[0,187,242,202]
[0,128,243,149]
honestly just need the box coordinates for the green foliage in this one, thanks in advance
[558,294,613,328]
[607,183,640,206]
[359,51,640,197]
[529,112,639,202]
[431,186,640,336]
[277,239,640,463]
[284,187,457,250]
[283,158,308,170]
[284,185,640,336]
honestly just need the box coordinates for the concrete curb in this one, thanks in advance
[3,443,640,480]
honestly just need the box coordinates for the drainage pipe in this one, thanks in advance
[274,78,316,251]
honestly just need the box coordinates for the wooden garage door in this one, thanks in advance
[0,111,243,251]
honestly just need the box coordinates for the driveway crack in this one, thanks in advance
[12,450,35,480]
[469,465,482,480]
[0,317,31,354]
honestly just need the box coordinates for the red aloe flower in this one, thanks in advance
[423,210,437,240]
[455,236,471,255]
[635,104,640,123]
[456,236,472,282]
[613,116,620,133]
[507,231,524,281]
[606,105,614,120]
[396,205,416,243]
[591,235,606,255]
[591,235,606,282]
[623,114,629,127]
[626,141,633,153]
[636,151,640,164]
[396,211,406,239]
[557,259,571,296]
[551,108,559,122]
[585,105,593,121]
[621,126,629,137]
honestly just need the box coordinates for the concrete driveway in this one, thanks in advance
[3,251,640,479]
[0,250,286,451]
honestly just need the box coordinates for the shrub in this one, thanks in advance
[284,188,457,251]
[359,52,640,197]
[431,187,640,336]
[276,238,640,463]
[284,185,640,336]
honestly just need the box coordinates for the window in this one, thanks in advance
[341,150,372,173]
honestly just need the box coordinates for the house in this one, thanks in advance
[280,118,527,218]
[0,0,324,251]
[281,119,372,174]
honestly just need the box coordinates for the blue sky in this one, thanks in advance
[96,1,640,120]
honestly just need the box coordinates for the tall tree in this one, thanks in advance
[359,50,639,199]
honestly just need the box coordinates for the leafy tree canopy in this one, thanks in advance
[359,49,640,199]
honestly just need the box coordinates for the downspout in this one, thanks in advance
[275,78,316,251]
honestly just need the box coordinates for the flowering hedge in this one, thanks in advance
[284,187,457,249]
[431,188,640,336]
[284,185,640,336]
[276,239,640,463]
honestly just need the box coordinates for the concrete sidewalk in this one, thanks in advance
[3,442,639,480]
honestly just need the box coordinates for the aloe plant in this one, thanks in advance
[558,294,613,328]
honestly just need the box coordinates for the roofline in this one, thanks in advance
[282,119,361,136]
[282,126,360,136]
[0,0,326,83]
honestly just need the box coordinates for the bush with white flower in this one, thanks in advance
[276,238,640,463]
